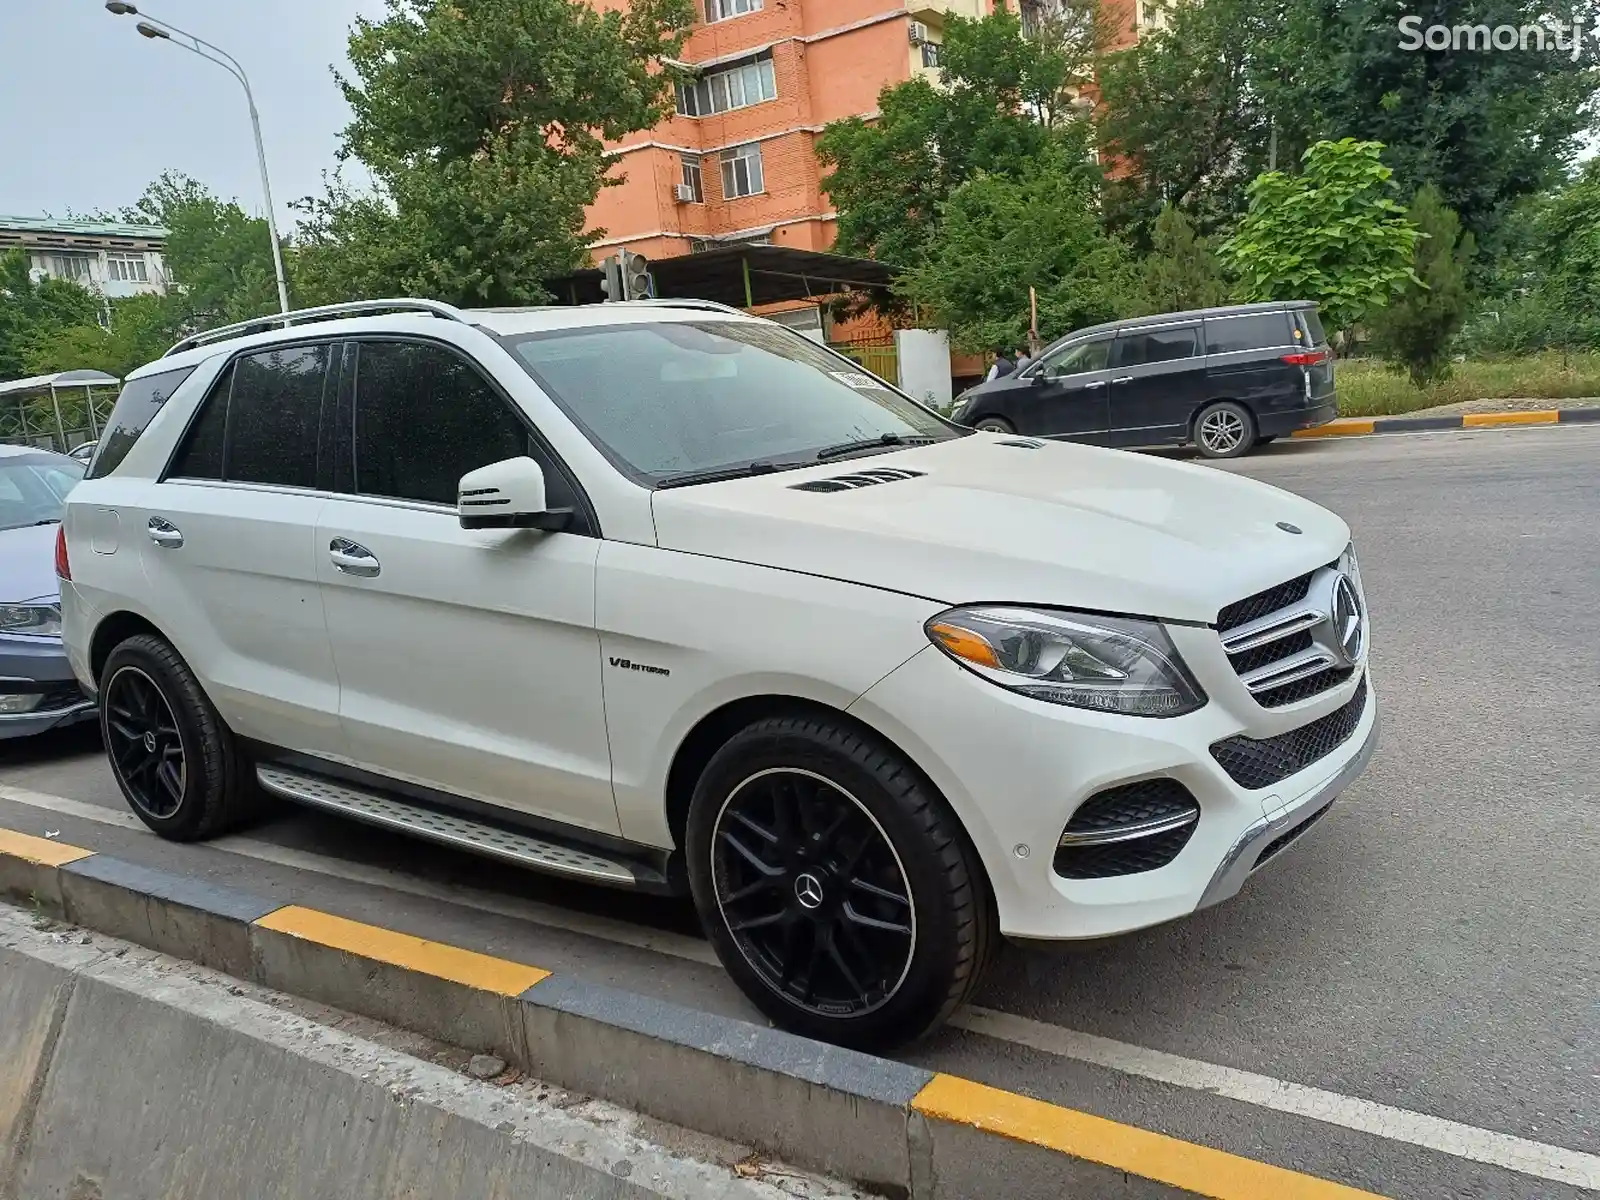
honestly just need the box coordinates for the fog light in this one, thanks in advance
[0,693,42,714]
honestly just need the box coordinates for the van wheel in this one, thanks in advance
[1194,401,1256,459]
[100,634,265,841]
[685,715,994,1051]
[974,417,1015,434]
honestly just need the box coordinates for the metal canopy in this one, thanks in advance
[0,369,120,398]
[545,245,898,309]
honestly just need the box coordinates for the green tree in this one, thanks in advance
[21,294,179,380]
[0,249,103,382]
[1532,159,1600,351]
[1219,139,1419,334]
[1130,204,1228,315]
[1368,186,1474,385]
[899,152,1135,352]
[298,0,694,306]
[817,8,1098,270]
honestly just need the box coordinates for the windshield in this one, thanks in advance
[506,320,959,484]
[0,455,84,532]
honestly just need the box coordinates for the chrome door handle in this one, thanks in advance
[147,517,183,548]
[1112,376,1134,384]
[329,538,380,577]
[1083,380,1107,389]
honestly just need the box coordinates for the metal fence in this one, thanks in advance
[830,334,899,388]
[0,373,119,455]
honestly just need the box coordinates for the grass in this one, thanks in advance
[1334,352,1600,417]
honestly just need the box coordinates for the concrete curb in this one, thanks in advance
[1292,406,1600,440]
[1,826,1386,1200]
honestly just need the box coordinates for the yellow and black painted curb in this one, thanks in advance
[1292,406,1600,440]
[0,826,1386,1199]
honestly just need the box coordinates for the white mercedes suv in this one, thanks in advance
[58,298,1377,1049]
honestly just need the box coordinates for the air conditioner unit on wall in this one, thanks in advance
[673,183,697,203]
[908,20,929,43]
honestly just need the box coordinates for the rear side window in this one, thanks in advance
[1293,308,1328,347]
[168,364,231,479]
[353,340,578,513]
[1112,326,1198,368]
[1204,312,1292,355]
[85,365,196,479]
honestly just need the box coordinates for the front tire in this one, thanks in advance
[100,634,263,841]
[974,416,1015,434]
[685,715,994,1051]
[1194,401,1256,459]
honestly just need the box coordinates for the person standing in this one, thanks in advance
[984,347,1016,382]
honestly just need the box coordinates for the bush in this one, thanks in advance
[1368,187,1473,387]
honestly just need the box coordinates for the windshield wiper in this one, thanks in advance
[815,433,940,461]
[656,460,790,490]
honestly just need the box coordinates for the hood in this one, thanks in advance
[0,523,63,607]
[650,436,1350,624]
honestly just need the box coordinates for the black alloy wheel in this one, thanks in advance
[711,767,915,1018]
[103,665,186,820]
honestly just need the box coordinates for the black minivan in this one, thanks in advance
[951,302,1336,459]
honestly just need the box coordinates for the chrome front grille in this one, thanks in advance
[1218,552,1365,709]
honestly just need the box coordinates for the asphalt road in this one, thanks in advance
[2,424,1596,1199]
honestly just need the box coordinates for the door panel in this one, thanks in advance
[316,499,617,833]
[1024,337,1113,442]
[137,481,341,752]
[1106,326,1201,446]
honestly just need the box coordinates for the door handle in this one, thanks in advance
[147,517,183,548]
[329,538,380,577]
[1112,376,1134,384]
[1083,380,1107,389]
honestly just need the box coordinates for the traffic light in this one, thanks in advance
[620,250,652,300]
[598,255,624,302]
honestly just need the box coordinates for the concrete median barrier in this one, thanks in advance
[1,825,1388,1200]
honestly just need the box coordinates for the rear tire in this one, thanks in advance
[685,714,994,1051]
[974,416,1015,434]
[1194,401,1256,459]
[99,634,266,841]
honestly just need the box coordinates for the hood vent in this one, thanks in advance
[997,438,1044,449]
[790,467,927,493]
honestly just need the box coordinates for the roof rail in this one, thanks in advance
[612,297,749,316]
[163,299,472,358]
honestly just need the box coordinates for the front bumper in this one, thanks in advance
[0,635,96,740]
[848,642,1377,941]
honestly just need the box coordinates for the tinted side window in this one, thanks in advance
[1040,338,1110,377]
[354,341,576,511]
[1112,327,1199,368]
[167,363,231,480]
[1294,308,1328,347]
[225,345,330,488]
[86,365,196,479]
[1204,313,1292,355]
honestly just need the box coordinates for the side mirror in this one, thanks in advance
[458,457,573,532]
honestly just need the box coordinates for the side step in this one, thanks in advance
[255,765,651,890]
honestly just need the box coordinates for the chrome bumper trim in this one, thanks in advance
[1197,706,1378,910]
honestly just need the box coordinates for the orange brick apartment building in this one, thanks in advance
[586,0,1000,263]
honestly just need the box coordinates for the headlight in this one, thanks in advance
[0,604,61,637]
[925,606,1206,717]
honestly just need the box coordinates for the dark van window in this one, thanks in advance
[1293,308,1328,347]
[1112,326,1198,368]
[354,341,578,513]
[225,345,330,488]
[1038,337,1111,377]
[167,363,231,480]
[1204,312,1292,355]
[86,365,196,479]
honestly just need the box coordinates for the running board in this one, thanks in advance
[255,764,648,889]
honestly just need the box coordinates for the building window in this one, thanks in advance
[920,41,942,67]
[47,254,94,283]
[705,0,761,21]
[681,155,704,203]
[676,55,776,117]
[106,254,149,283]
[720,143,765,198]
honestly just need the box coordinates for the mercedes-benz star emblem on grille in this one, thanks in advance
[794,873,825,909]
[1330,574,1364,665]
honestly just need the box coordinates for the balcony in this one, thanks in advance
[905,0,984,23]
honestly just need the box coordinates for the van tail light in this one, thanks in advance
[1281,350,1328,366]
[55,524,71,581]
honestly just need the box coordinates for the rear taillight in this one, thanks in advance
[1281,350,1328,366]
[55,525,71,581]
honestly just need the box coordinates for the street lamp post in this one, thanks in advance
[106,1,291,315]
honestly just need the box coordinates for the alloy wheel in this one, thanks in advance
[710,767,917,1018]
[1200,409,1247,454]
[104,665,187,819]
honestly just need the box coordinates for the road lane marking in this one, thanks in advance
[2,781,1594,1190]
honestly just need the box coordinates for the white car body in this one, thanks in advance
[59,299,1375,987]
